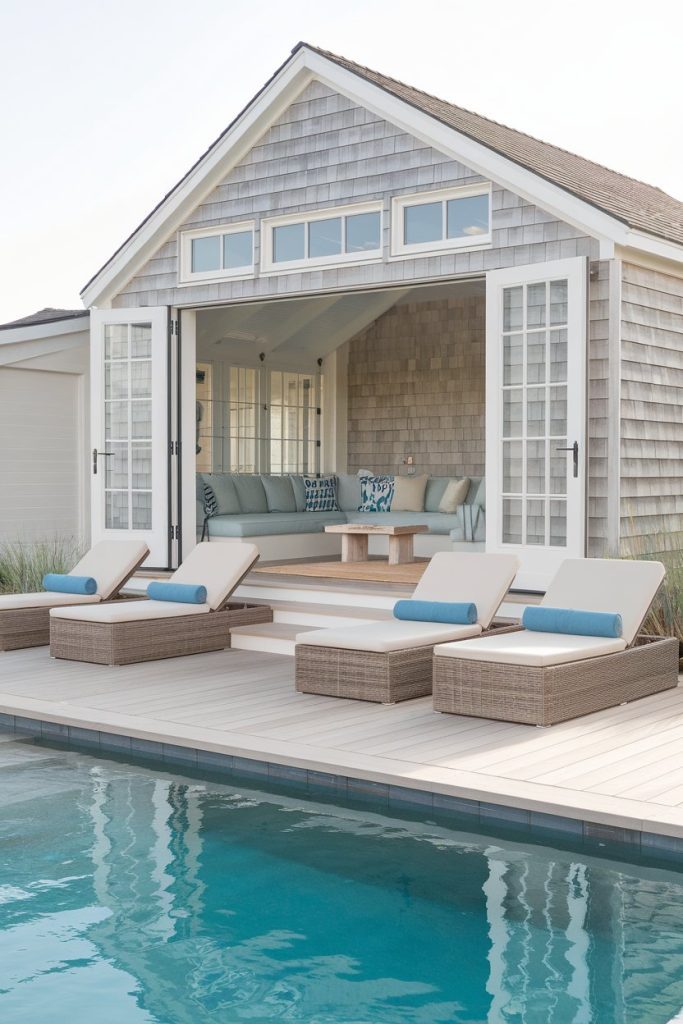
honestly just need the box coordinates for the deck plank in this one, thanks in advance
[0,646,682,836]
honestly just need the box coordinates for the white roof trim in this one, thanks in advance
[82,46,683,307]
[0,314,90,347]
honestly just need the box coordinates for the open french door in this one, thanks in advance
[90,307,172,568]
[485,257,587,591]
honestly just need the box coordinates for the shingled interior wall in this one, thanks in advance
[346,293,485,477]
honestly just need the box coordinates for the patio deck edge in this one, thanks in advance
[1,701,683,864]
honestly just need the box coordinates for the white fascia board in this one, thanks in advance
[0,330,90,367]
[81,51,315,308]
[0,316,89,347]
[621,230,683,266]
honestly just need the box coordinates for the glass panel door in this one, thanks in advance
[91,308,169,567]
[486,259,586,590]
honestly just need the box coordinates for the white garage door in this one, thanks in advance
[0,367,84,543]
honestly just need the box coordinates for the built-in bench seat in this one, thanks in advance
[196,472,485,552]
[204,511,347,538]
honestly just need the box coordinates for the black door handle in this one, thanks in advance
[555,441,579,478]
[92,449,114,474]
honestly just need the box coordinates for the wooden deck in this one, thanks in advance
[1,645,683,838]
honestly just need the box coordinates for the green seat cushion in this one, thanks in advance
[232,474,268,514]
[206,511,347,538]
[336,473,361,511]
[424,477,451,513]
[471,476,486,508]
[289,475,306,512]
[261,475,296,513]
[200,473,241,515]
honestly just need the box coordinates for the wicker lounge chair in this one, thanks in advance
[295,552,520,704]
[49,541,271,665]
[433,558,679,726]
[0,540,149,651]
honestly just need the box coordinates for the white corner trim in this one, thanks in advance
[82,44,683,308]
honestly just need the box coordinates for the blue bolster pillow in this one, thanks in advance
[43,573,97,596]
[522,606,623,639]
[147,581,207,604]
[393,600,477,625]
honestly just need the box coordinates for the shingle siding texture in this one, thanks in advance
[310,45,683,247]
[346,294,485,478]
[619,263,683,552]
[113,81,597,308]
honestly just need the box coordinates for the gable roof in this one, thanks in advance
[0,307,88,331]
[82,43,683,306]
[303,44,683,247]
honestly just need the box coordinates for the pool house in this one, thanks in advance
[70,42,683,593]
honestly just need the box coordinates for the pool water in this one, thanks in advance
[1,733,682,1023]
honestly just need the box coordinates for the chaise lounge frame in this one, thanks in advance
[433,633,679,726]
[433,557,680,726]
[50,598,272,666]
[0,559,147,653]
[296,622,521,704]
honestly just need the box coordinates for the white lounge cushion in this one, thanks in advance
[296,621,482,653]
[435,630,627,667]
[540,558,664,645]
[50,599,210,624]
[412,552,519,627]
[70,540,149,599]
[0,592,101,611]
[170,541,258,610]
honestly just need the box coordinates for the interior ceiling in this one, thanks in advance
[196,278,485,365]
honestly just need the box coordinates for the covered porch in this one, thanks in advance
[190,276,487,563]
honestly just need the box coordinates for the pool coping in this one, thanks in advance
[2,709,683,866]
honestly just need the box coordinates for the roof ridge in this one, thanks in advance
[302,42,671,197]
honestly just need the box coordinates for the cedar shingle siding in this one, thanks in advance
[620,263,683,553]
[114,81,597,308]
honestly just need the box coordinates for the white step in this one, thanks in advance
[234,582,402,611]
[230,622,315,656]
[270,601,392,628]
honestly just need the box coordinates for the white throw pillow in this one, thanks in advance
[438,477,470,513]
[392,474,428,512]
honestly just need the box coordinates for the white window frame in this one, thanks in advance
[260,201,383,275]
[178,221,255,285]
[390,183,492,259]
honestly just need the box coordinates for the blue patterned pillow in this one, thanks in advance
[303,475,339,512]
[203,482,218,518]
[359,475,394,512]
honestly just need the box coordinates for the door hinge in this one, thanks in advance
[169,525,181,541]
[169,440,179,456]
[169,319,178,337]
[316,407,321,416]
[316,440,321,448]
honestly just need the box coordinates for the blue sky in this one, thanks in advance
[0,0,681,322]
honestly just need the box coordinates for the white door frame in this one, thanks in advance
[90,306,171,567]
[485,256,588,591]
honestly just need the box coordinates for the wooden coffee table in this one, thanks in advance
[324,523,428,565]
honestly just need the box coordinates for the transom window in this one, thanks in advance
[391,185,491,257]
[179,222,254,284]
[262,203,382,273]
